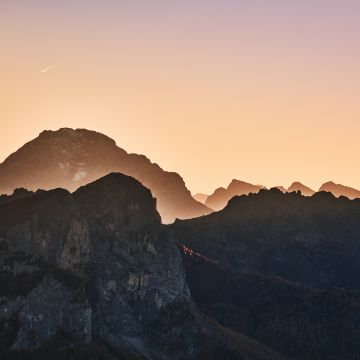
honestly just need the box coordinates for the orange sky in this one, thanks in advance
[1,1,360,194]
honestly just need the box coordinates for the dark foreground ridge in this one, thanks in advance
[0,173,283,360]
[171,188,360,360]
[3,177,360,359]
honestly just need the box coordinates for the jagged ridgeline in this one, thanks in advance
[0,173,283,360]
[204,180,360,212]
[171,188,360,360]
[0,128,212,223]
[2,155,360,359]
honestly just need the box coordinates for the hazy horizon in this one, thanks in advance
[1,0,360,194]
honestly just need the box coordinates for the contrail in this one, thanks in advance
[41,61,62,73]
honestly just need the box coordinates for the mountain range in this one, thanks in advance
[1,128,358,219]
[202,180,360,211]
[3,172,360,359]
[2,128,360,359]
[0,128,211,223]
[319,181,360,199]
[0,173,284,360]
[172,188,360,359]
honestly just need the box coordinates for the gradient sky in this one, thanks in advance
[1,0,360,194]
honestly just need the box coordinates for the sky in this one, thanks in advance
[1,0,360,194]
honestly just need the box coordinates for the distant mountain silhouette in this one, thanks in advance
[205,179,266,211]
[193,193,209,204]
[319,181,360,199]
[204,181,360,205]
[275,186,287,193]
[0,128,212,223]
[287,181,315,196]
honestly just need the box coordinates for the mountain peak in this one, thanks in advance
[319,181,360,199]
[321,181,336,187]
[205,179,265,211]
[38,127,117,146]
[0,128,211,223]
[228,179,260,189]
[74,172,161,229]
[229,178,246,186]
[287,182,315,196]
[290,181,304,186]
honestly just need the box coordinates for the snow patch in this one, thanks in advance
[72,170,87,182]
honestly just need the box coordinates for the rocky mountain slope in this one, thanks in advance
[0,128,212,223]
[192,193,208,204]
[171,189,360,359]
[179,252,360,360]
[319,181,360,199]
[0,173,283,360]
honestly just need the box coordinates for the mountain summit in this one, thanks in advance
[319,181,360,199]
[192,193,208,204]
[0,128,212,223]
[287,182,315,196]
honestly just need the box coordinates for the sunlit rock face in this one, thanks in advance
[0,173,192,358]
[72,174,192,357]
[0,128,212,223]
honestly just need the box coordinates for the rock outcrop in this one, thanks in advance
[0,173,187,358]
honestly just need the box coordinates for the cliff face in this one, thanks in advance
[0,128,212,223]
[0,248,92,352]
[0,173,190,359]
[0,173,283,360]
[72,174,192,358]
